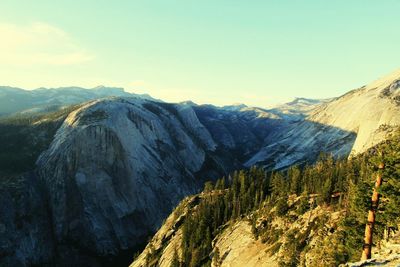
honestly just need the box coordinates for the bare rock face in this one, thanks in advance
[35,98,225,264]
[247,69,400,169]
[309,70,400,155]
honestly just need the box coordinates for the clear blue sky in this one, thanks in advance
[0,0,399,107]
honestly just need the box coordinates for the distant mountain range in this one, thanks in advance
[0,85,330,119]
[0,86,155,115]
[269,97,333,121]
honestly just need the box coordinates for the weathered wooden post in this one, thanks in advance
[361,161,385,260]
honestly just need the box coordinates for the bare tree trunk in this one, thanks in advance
[361,162,385,261]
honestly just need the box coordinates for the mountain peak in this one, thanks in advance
[290,97,323,104]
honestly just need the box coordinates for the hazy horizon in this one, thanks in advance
[1,1,400,106]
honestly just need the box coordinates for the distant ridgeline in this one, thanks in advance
[133,128,400,267]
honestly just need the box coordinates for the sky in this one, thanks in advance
[0,1,400,107]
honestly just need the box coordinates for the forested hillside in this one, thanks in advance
[132,128,400,267]
[0,105,80,179]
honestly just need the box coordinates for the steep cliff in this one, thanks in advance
[35,99,211,264]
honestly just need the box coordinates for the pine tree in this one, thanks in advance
[289,165,301,195]
[270,172,285,197]
[275,197,289,216]
[361,160,384,260]
[297,192,310,215]
[204,181,214,192]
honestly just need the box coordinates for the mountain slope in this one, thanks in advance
[247,69,400,169]
[309,69,400,155]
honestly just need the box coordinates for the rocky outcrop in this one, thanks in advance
[343,231,400,267]
[210,220,279,267]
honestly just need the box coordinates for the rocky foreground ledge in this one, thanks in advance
[342,233,400,267]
